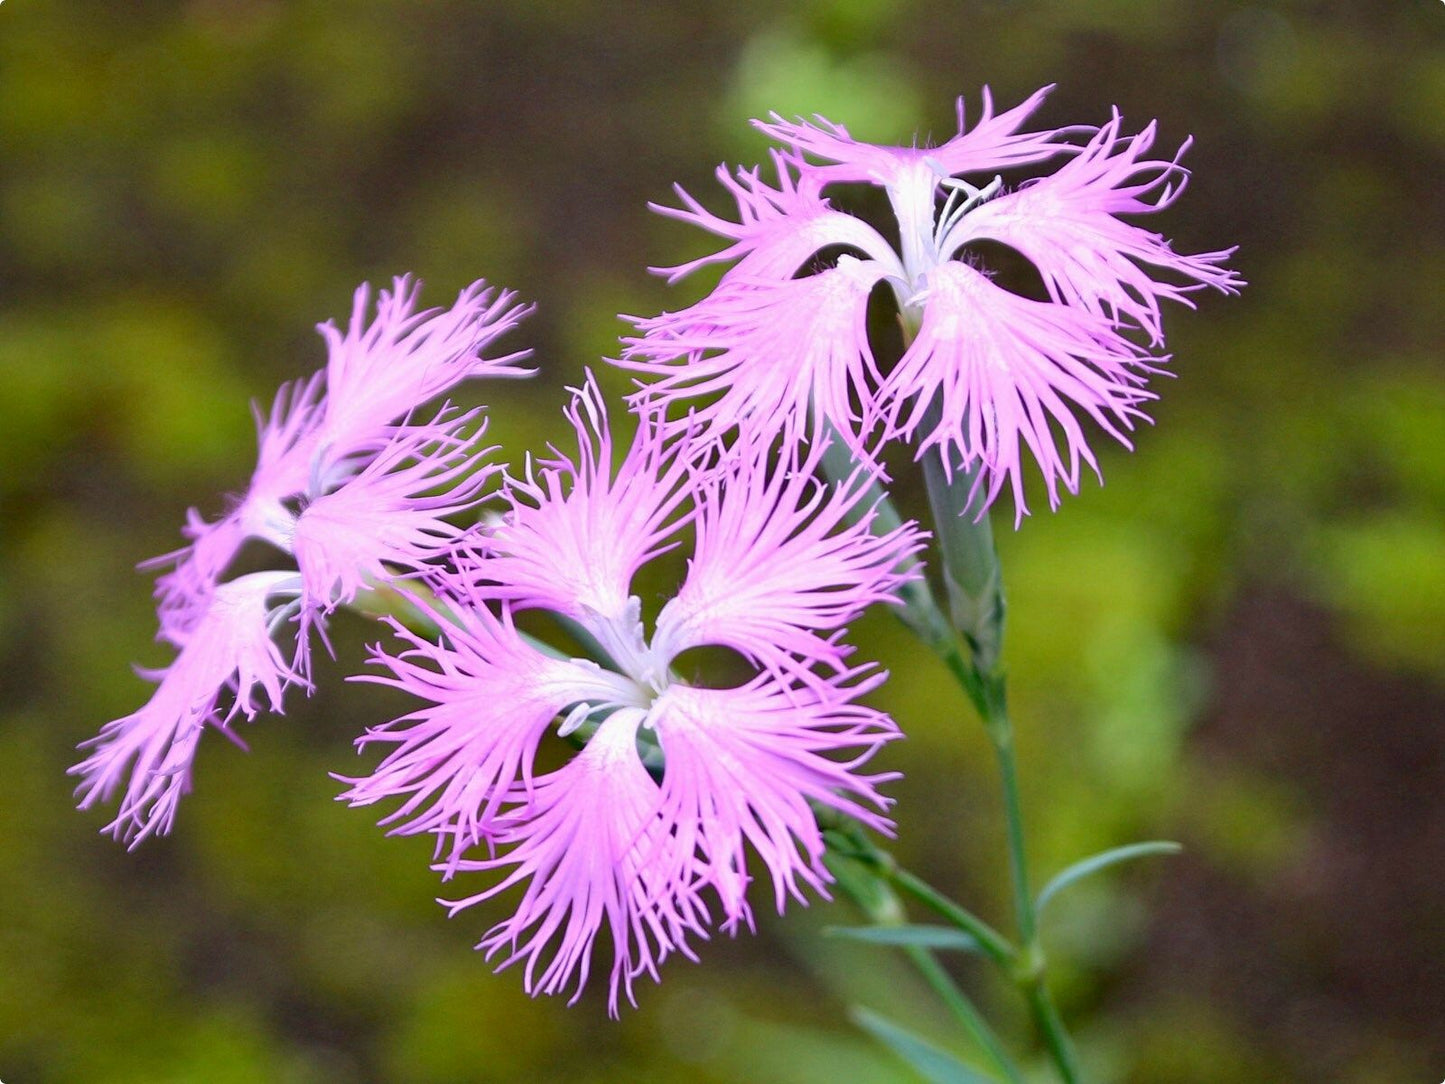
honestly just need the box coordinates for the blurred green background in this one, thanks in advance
[1,1,1442,1081]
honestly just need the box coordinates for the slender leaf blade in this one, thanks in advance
[824,924,984,953]
[1036,841,1183,915]
[851,1007,1002,1084]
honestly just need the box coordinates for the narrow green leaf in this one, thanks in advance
[851,1007,1002,1084]
[1036,841,1183,916]
[824,924,984,953]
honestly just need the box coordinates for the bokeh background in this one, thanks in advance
[1,2,1442,1081]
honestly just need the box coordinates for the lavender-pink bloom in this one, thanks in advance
[81,279,526,843]
[145,279,528,637]
[351,381,917,1010]
[625,87,1240,518]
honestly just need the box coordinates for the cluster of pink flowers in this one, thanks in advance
[77,87,1236,1011]
[74,278,532,843]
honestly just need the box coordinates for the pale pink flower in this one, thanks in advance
[82,279,526,843]
[145,279,529,635]
[71,570,304,846]
[350,380,916,1010]
[624,87,1240,518]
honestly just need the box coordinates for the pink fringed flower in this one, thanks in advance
[77,280,527,843]
[623,86,1241,518]
[346,377,920,1011]
[147,279,529,627]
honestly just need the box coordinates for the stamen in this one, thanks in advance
[556,701,595,738]
[930,167,1004,241]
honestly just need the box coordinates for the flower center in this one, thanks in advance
[885,160,1004,317]
[586,595,672,703]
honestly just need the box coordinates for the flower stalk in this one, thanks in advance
[819,378,1083,1081]
[919,432,1082,1083]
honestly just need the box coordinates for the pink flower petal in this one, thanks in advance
[343,592,644,869]
[946,110,1243,344]
[443,709,707,1015]
[623,257,891,452]
[886,261,1158,522]
[646,150,899,283]
[652,434,924,680]
[753,85,1072,188]
[144,373,324,644]
[71,570,305,846]
[293,409,498,614]
[649,673,898,924]
[473,373,694,625]
[315,276,533,479]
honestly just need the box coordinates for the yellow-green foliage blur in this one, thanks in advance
[0,2,1441,1082]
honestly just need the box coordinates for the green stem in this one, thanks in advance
[1023,983,1082,1084]
[904,945,1025,1084]
[913,403,1083,1083]
[815,804,1017,970]
[988,700,1036,947]
[883,865,1017,970]
[829,842,1023,1084]
[917,404,1005,675]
